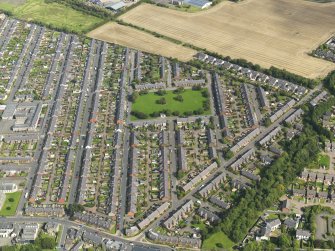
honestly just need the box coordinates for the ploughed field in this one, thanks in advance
[117,0,335,78]
[87,22,196,61]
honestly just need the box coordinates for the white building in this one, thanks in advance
[0,223,14,238]
[296,229,311,240]
[0,183,18,193]
[266,219,281,231]
[184,0,212,9]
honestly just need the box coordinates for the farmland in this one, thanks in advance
[118,0,335,78]
[87,22,196,61]
[0,0,104,33]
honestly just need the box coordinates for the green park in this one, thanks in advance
[0,191,22,216]
[130,87,211,120]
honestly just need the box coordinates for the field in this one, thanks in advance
[131,89,210,120]
[202,231,236,250]
[0,191,22,216]
[118,0,335,78]
[87,22,196,61]
[0,0,104,33]
[318,154,330,169]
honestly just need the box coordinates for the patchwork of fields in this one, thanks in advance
[117,0,335,78]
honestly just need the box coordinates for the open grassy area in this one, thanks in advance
[0,191,22,216]
[202,231,236,250]
[0,0,104,33]
[131,88,210,120]
[318,153,330,169]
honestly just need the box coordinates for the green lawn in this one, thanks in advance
[0,0,104,34]
[202,231,236,251]
[318,154,330,169]
[0,191,22,216]
[131,88,210,120]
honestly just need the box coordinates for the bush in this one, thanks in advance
[8,198,14,202]
[156,89,167,96]
[40,236,56,249]
[174,95,184,102]
[156,97,166,104]
[131,111,148,119]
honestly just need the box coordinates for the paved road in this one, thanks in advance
[1,216,172,251]
[118,49,132,233]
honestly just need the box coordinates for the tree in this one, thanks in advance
[150,111,160,118]
[139,90,148,95]
[65,203,84,217]
[278,233,291,248]
[40,236,56,249]
[172,111,180,116]
[192,85,202,91]
[193,108,204,115]
[156,89,167,96]
[201,89,209,97]
[129,92,139,102]
[174,87,184,94]
[131,111,148,119]
[216,243,223,248]
[19,244,41,251]
[156,97,166,104]
[263,117,271,127]
[174,95,183,102]
[224,150,234,160]
[0,246,17,251]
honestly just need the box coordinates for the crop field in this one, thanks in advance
[131,89,210,120]
[118,0,335,78]
[0,0,104,33]
[87,22,196,61]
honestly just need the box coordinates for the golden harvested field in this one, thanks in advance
[118,0,335,78]
[87,22,196,62]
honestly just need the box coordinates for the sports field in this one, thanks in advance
[0,0,104,33]
[118,0,335,78]
[131,89,210,120]
[87,22,196,62]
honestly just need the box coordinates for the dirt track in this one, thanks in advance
[87,22,196,62]
[118,0,335,78]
